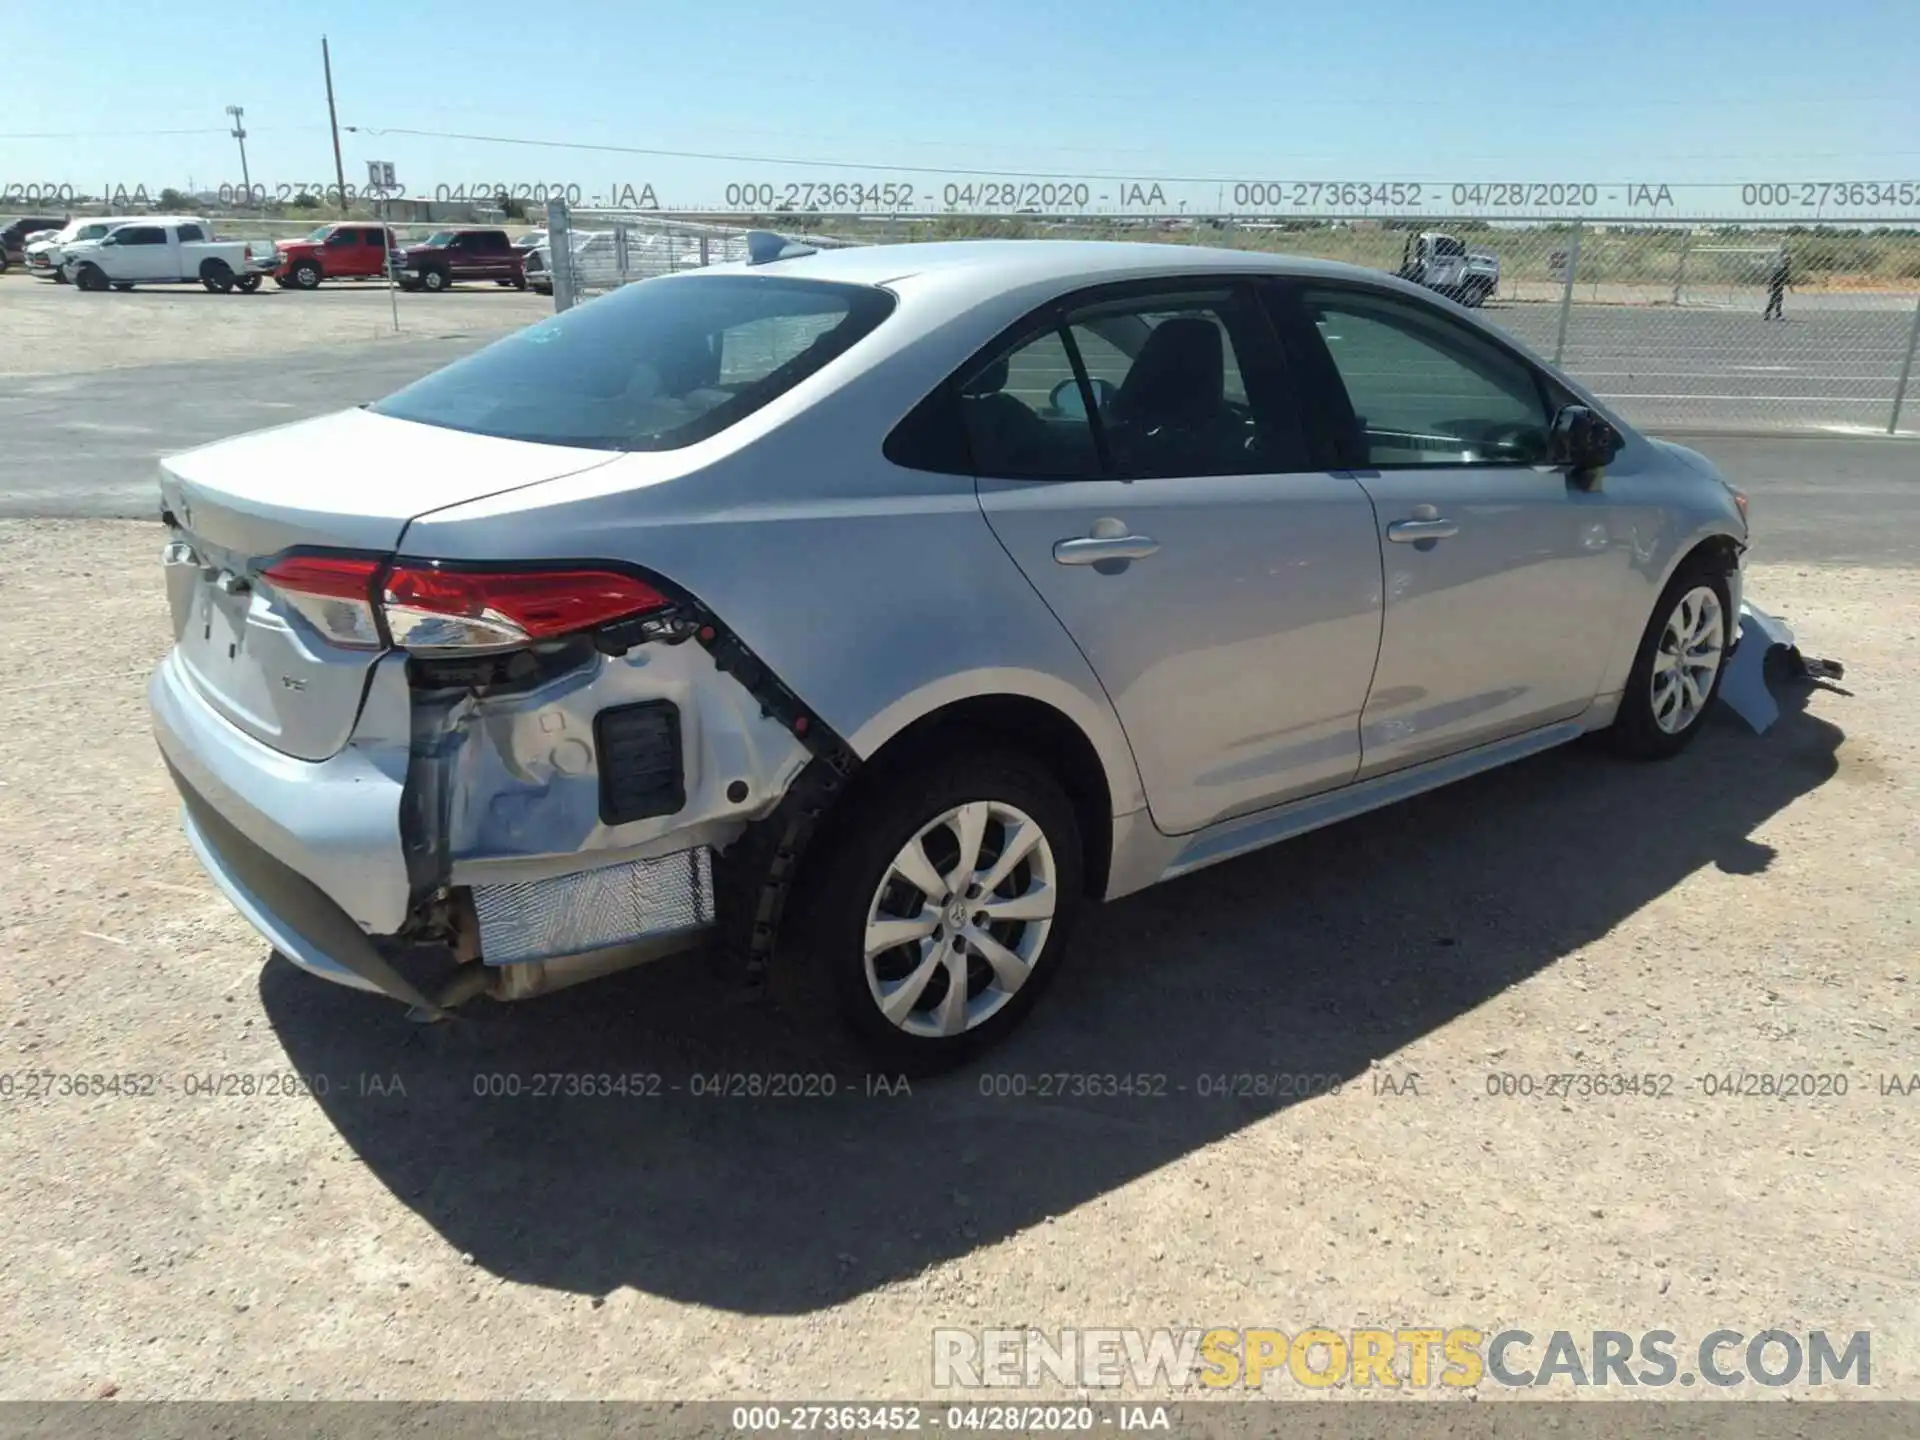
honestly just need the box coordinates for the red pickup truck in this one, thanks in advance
[274,223,399,289]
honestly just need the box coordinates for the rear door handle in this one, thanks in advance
[1386,518,1459,543]
[1053,534,1161,565]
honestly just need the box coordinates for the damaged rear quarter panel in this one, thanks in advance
[406,634,814,894]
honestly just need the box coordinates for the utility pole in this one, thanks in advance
[322,37,349,215]
[225,106,252,207]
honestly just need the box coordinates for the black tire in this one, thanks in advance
[420,265,449,292]
[510,270,528,291]
[110,282,135,292]
[53,269,69,284]
[74,263,108,292]
[274,276,294,289]
[291,259,322,290]
[1602,553,1735,760]
[234,274,261,293]
[796,748,1085,1073]
[201,260,234,294]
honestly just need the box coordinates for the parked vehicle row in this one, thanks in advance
[8,215,534,295]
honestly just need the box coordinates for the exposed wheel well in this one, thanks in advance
[198,257,232,279]
[1675,532,1743,589]
[836,696,1115,902]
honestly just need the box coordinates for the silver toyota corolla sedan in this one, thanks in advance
[150,238,1750,1067]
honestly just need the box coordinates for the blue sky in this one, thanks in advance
[5,0,1918,212]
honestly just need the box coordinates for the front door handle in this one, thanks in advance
[1053,534,1161,565]
[1386,517,1459,543]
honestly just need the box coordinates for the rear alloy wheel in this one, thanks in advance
[291,260,322,290]
[421,266,449,292]
[804,751,1083,1071]
[1603,557,1732,760]
[201,261,235,293]
[74,264,108,292]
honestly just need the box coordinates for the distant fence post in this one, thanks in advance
[1551,222,1583,365]
[1890,294,1920,435]
[1671,229,1692,306]
[546,196,575,313]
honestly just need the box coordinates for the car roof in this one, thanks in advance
[734,238,1391,290]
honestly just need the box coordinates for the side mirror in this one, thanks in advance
[1550,404,1622,482]
[1050,376,1117,419]
[99,234,119,246]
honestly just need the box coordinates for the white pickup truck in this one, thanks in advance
[60,219,279,294]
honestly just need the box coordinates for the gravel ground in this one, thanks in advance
[0,519,1915,1404]
[0,272,548,375]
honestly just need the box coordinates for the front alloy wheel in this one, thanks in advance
[865,800,1058,1039]
[1650,585,1726,735]
[1603,555,1733,759]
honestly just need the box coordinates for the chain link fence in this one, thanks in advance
[542,205,1920,435]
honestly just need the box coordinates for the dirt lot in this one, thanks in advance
[0,269,548,376]
[0,516,1914,1402]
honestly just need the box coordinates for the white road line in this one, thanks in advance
[1595,393,1892,403]
[1575,371,1894,382]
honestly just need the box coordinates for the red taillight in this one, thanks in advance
[261,555,671,654]
[261,554,384,649]
[381,563,669,653]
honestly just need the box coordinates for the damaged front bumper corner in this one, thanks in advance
[1719,600,1843,734]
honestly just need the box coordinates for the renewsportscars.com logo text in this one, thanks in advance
[932,1327,1871,1391]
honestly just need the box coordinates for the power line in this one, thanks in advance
[0,127,228,139]
[0,124,329,139]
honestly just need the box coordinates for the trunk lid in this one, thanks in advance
[160,407,622,761]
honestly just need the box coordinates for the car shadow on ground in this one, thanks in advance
[264,681,1844,1315]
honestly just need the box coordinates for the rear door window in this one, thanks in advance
[372,275,895,451]
[954,286,1306,481]
[958,329,1102,480]
[176,224,206,243]
[117,227,165,245]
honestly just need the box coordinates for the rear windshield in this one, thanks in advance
[372,275,896,451]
